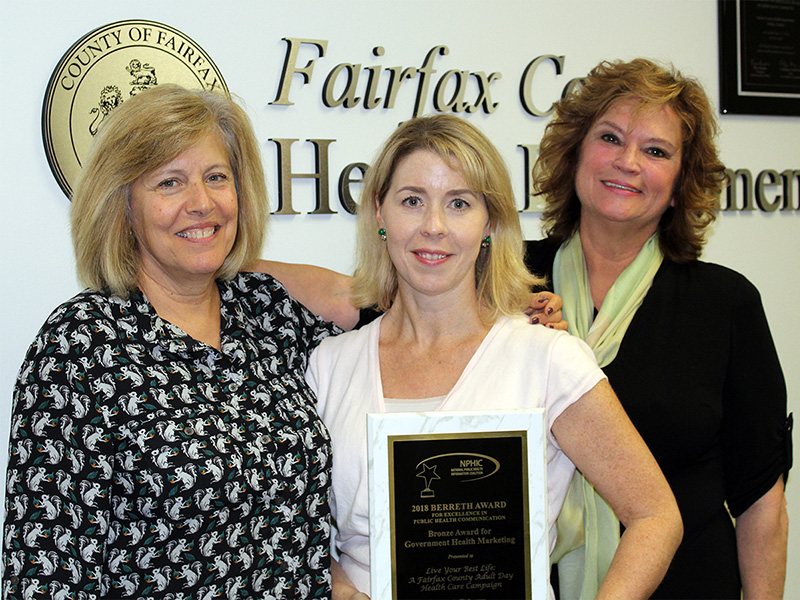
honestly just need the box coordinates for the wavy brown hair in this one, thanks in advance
[534,58,726,262]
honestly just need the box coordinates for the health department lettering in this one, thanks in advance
[269,138,799,215]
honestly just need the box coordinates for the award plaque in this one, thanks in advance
[368,410,548,600]
[718,0,800,115]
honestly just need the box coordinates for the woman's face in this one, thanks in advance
[575,98,683,236]
[129,132,238,290]
[376,149,491,303]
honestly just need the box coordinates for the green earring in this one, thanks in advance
[481,236,491,248]
[378,228,387,241]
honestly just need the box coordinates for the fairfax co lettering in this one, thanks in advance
[270,39,505,117]
[265,38,798,215]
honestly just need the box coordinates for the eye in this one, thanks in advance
[646,147,669,159]
[600,132,620,144]
[207,173,229,184]
[450,198,470,210]
[402,195,422,207]
[157,178,179,189]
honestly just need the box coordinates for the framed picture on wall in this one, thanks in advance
[717,0,800,116]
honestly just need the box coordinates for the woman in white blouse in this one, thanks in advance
[306,114,682,600]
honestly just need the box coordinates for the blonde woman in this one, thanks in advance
[307,114,682,600]
[4,84,339,598]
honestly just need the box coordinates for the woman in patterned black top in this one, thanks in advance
[3,84,341,599]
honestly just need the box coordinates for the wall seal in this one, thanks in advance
[42,19,228,198]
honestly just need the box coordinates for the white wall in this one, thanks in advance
[2,0,798,594]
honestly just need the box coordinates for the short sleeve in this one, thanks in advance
[543,333,607,441]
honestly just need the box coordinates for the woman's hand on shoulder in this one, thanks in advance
[250,260,359,330]
[526,291,566,330]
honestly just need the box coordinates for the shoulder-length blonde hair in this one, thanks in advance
[71,83,268,297]
[534,58,726,262]
[352,114,541,319]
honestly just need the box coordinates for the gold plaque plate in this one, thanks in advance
[42,19,228,198]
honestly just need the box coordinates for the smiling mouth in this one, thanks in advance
[177,226,219,240]
[603,181,640,193]
[415,251,449,260]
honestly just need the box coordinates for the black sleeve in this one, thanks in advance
[721,275,791,517]
[3,309,114,596]
[523,238,560,290]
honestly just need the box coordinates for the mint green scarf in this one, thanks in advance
[551,232,663,599]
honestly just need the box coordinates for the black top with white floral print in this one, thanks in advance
[4,272,337,599]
